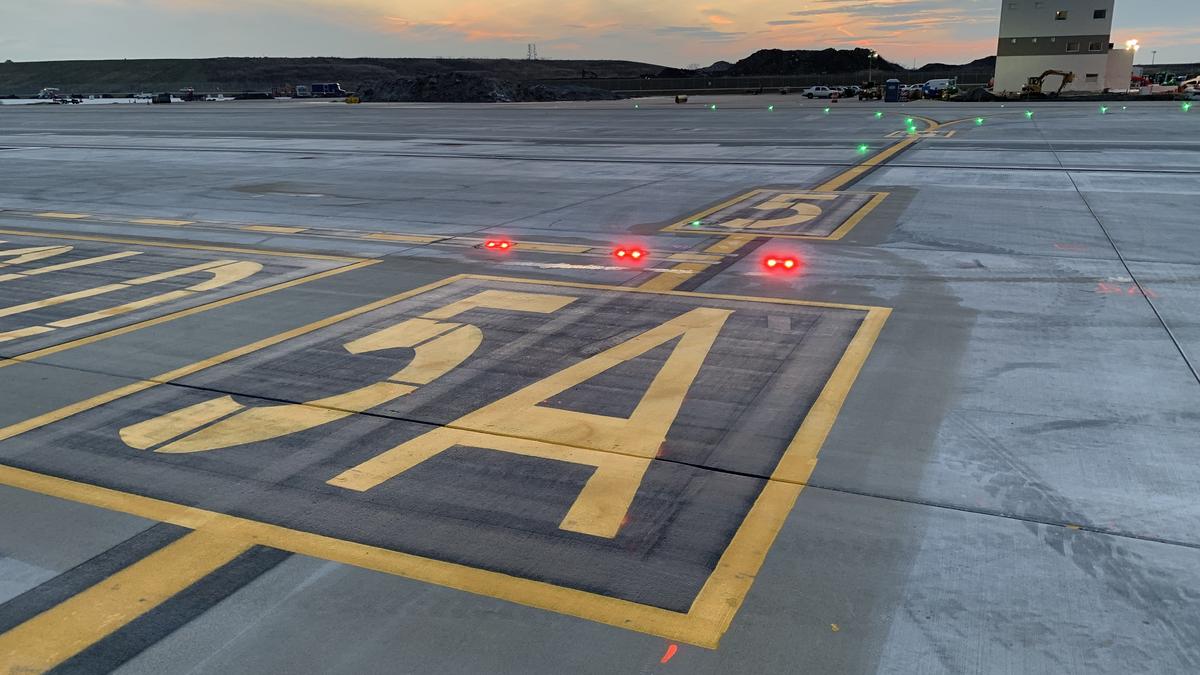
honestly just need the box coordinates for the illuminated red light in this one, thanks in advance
[763,254,800,273]
[484,239,513,251]
[613,246,648,262]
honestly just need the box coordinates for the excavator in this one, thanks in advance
[1022,70,1075,97]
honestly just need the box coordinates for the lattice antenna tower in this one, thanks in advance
[527,43,539,60]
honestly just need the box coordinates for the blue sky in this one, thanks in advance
[1,1,1196,67]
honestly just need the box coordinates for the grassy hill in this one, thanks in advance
[0,57,664,95]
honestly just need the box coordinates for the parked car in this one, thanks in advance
[921,79,955,96]
[802,85,835,99]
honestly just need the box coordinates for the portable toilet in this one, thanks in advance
[884,79,901,103]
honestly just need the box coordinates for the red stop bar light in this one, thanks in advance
[613,245,648,263]
[484,239,513,251]
[762,254,801,273]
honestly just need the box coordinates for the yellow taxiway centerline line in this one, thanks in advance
[637,114,940,291]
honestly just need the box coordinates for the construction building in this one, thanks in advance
[993,0,1137,94]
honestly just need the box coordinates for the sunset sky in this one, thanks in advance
[2,0,1197,67]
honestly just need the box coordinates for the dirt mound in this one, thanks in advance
[724,48,905,76]
[357,72,621,103]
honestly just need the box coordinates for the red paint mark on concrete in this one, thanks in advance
[1096,282,1158,298]
[661,644,678,664]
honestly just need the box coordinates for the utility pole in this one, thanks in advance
[1151,50,1157,65]
[527,44,539,61]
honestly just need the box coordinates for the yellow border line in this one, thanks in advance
[0,259,378,371]
[35,212,90,220]
[0,529,251,672]
[824,191,890,241]
[0,227,362,262]
[0,274,889,649]
[130,218,194,227]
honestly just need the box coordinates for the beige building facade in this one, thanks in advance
[993,0,1135,94]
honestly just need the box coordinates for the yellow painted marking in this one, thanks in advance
[422,289,576,320]
[0,259,377,370]
[121,260,228,285]
[362,232,445,244]
[0,283,126,320]
[638,234,756,292]
[0,529,250,673]
[703,234,757,255]
[0,326,55,341]
[0,275,889,649]
[3,260,264,338]
[505,242,593,254]
[121,395,245,450]
[330,307,732,538]
[130,218,195,227]
[0,245,73,267]
[35,212,90,220]
[824,191,889,241]
[123,290,572,454]
[0,227,363,262]
[771,307,891,483]
[47,290,194,329]
[814,137,920,192]
[721,193,839,231]
[0,251,142,282]
[667,252,722,264]
[242,225,308,234]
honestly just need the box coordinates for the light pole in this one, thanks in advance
[1125,39,1140,92]
[1151,50,1157,65]
[868,51,878,87]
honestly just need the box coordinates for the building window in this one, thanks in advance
[1055,10,1068,19]
[1093,9,1107,18]
[1088,41,1103,51]
[1066,41,1080,52]
[1011,38,1019,44]
[1032,37,1038,43]
[1085,73,1099,82]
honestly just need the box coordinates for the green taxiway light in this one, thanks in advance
[905,117,914,125]
[823,107,831,114]
[710,104,717,110]
[690,220,703,227]
[1184,102,1193,112]
[857,144,870,154]
[1100,105,1109,114]
[1024,110,1034,119]
[768,105,775,111]
[874,111,884,119]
